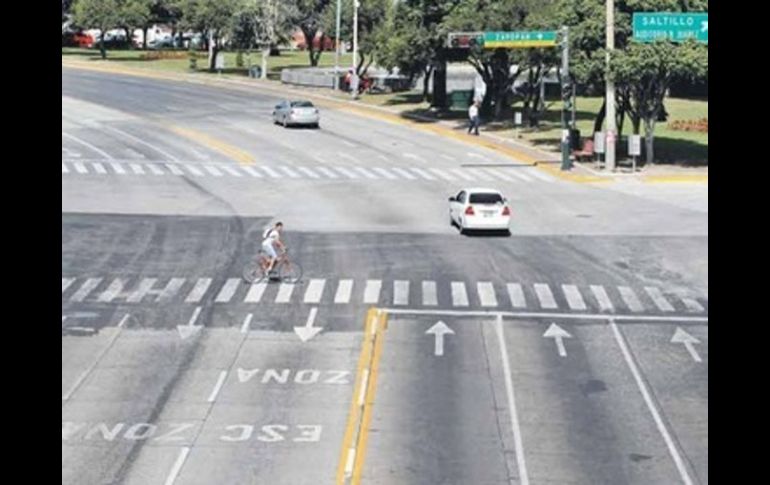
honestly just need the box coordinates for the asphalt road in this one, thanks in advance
[62,67,708,485]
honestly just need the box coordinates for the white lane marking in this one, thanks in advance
[317,166,339,178]
[477,282,498,307]
[297,167,320,178]
[164,446,191,485]
[313,154,330,165]
[215,278,240,302]
[165,163,185,175]
[104,125,180,161]
[127,278,158,303]
[146,163,165,175]
[204,165,223,177]
[62,278,76,293]
[304,279,326,303]
[494,315,530,485]
[441,154,457,162]
[275,283,295,303]
[422,281,438,306]
[391,167,416,180]
[207,371,228,403]
[62,132,115,160]
[645,287,675,312]
[220,165,243,177]
[449,168,474,181]
[610,320,694,485]
[393,280,410,305]
[534,283,558,309]
[70,278,102,302]
[91,162,107,174]
[381,308,708,322]
[157,278,186,302]
[590,285,614,312]
[680,297,705,313]
[184,164,204,177]
[117,313,131,328]
[525,169,553,182]
[334,279,354,304]
[242,166,263,177]
[506,283,526,308]
[185,278,212,302]
[245,282,267,303]
[619,286,644,312]
[428,168,455,181]
[508,169,533,182]
[109,162,127,174]
[344,448,356,477]
[409,167,436,180]
[129,163,145,175]
[363,279,382,304]
[337,151,358,163]
[62,163,69,173]
[403,152,427,163]
[451,281,469,307]
[280,166,300,178]
[334,166,358,178]
[259,165,281,178]
[354,166,378,179]
[240,313,253,333]
[358,369,370,407]
[562,284,587,311]
[468,168,494,181]
[73,162,88,174]
[484,168,515,182]
[373,168,397,179]
[98,278,126,302]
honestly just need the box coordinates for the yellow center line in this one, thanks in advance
[166,125,255,166]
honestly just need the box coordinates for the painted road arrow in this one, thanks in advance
[671,327,702,362]
[177,306,203,339]
[543,323,572,357]
[426,320,455,356]
[294,307,323,342]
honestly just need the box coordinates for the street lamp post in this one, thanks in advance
[333,0,341,91]
[351,0,360,99]
[605,0,616,171]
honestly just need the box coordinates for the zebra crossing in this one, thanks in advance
[61,160,556,184]
[61,276,707,314]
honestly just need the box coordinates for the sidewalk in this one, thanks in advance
[62,57,707,185]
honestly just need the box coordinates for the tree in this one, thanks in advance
[72,0,121,59]
[318,0,389,76]
[295,0,332,66]
[609,39,707,164]
[233,0,298,78]
[176,0,241,71]
[117,0,152,48]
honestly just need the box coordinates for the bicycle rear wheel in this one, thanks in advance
[278,260,303,283]
[242,261,265,283]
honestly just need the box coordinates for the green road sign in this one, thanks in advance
[633,12,708,43]
[483,31,557,49]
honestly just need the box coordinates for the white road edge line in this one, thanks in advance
[164,446,191,485]
[207,370,228,403]
[494,314,529,485]
[240,313,253,333]
[609,319,694,485]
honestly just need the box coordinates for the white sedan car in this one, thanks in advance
[448,188,511,233]
[272,100,320,128]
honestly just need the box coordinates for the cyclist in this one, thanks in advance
[261,221,286,274]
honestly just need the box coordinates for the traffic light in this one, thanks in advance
[447,32,484,48]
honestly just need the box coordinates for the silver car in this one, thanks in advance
[272,100,320,128]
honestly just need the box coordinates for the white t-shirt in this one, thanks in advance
[469,105,479,118]
[262,228,279,246]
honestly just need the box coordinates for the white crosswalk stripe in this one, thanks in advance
[280,166,300,178]
[335,279,354,303]
[275,283,295,303]
[450,168,474,181]
[260,166,281,178]
[618,286,643,312]
[391,167,416,180]
[364,279,382,304]
[468,168,494,181]
[354,167,378,179]
[526,169,554,182]
[534,283,558,309]
[562,284,587,311]
[98,278,126,302]
[92,162,107,174]
[220,165,243,177]
[451,281,469,307]
[304,279,326,303]
[130,163,145,175]
[73,162,88,174]
[335,166,358,178]
[215,278,241,302]
[245,282,267,302]
[508,169,533,182]
[62,277,75,293]
[645,287,675,312]
[109,162,126,174]
[317,166,339,178]
[477,282,498,307]
[681,297,705,313]
[428,168,455,181]
[165,163,185,175]
[70,278,102,302]
[204,165,223,177]
[157,278,186,302]
[185,278,212,302]
[484,168,515,182]
[590,285,613,312]
[393,280,409,305]
[242,166,263,177]
[410,167,436,180]
[184,165,204,176]
[373,168,397,179]
[62,163,70,173]
[506,283,526,308]
[297,167,320,178]
[422,281,438,306]
[147,163,165,175]
[127,278,158,303]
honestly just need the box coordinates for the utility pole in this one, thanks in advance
[605,0,616,171]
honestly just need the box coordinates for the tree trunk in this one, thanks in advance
[644,119,655,165]
[99,32,106,59]
[421,65,433,102]
[142,26,148,50]
[209,35,219,72]
[124,27,131,48]
[261,46,269,79]
[593,98,606,133]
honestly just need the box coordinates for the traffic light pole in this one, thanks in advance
[560,26,571,171]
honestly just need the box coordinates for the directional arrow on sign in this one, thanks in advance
[701,20,708,33]
[177,306,203,339]
[294,307,323,342]
[543,323,572,357]
[671,327,702,362]
[426,321,454,356]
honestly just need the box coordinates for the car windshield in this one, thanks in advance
[469,193,503,204]
[291,101,314,107]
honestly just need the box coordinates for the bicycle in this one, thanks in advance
[242,249,303,284]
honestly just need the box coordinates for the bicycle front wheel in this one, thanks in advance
[278,260,303,283]
[242,261,265,283]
